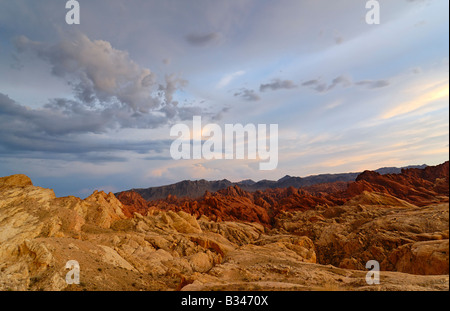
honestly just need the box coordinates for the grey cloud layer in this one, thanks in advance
[301,75,390,93]
[11,33,217,131]
[15,33,170,112]
[0,93,170,159]
[233,88,261,101]
[1,32,224,162]
[233,75,389,102]
[260,79,297,92]
[185,32,222,46]
[355,80,391,89]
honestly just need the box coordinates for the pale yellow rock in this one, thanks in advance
[166,211,202,234]
[47,273,68,291]
[98,245,137,271]
[345,191,418,208]
[393,239,449,275]
[189,252,214,273]
[0,174,33,188]
[83,191,127,229]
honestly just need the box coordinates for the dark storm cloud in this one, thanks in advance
[0,93,163,136]
[0,90,211,136]
[0,92,175,162]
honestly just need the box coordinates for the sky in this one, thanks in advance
[0,0,448,198]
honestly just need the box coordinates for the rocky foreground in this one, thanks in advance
[0,163,448,291]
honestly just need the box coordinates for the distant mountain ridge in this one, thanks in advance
[117,164,428,201]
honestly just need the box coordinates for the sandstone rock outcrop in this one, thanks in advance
[0,174,321,291]
[348,161,449,206]
[117,162,449,228]
[0,163,448,291]
[118,185,343,226]
[0,174,33,188]
[274,192,449,275]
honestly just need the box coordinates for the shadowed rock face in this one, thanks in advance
[0,162,448,291]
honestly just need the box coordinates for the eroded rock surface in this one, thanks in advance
[0,165,448,291]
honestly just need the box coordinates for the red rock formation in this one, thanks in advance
[116,191,153,218]
[301,181,350,196]
[116,184,344,226]
[348,161,449,206]
[116,162,449,225]
[402,161,449,182]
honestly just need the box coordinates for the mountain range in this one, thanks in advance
[119,164,428,201]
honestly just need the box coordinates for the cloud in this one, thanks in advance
[13,32,208,120]
[302,79,320,87]
[185,32,222,46]
[0,92,175,162]
[301,75,389,93]
[2,32,228,165]
[381,81,449,119]
[211,107,231,121]
[0,90,213,137]
[259,79,297,92]
[14,33,164,112]
[233,88,261,101]
[216,71,245,89]
[327,75,352,91]
[158,74,189,106]
[356,80,390,89]
[301,79,329,93]
[11,33,219,128]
